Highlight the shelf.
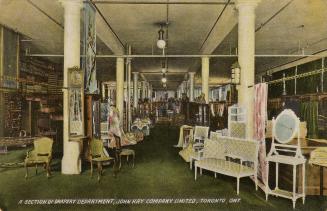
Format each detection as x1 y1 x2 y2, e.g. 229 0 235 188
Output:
269 188 304 200
266 154 306 165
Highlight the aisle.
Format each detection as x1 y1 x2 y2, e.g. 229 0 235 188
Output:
0 126 325 211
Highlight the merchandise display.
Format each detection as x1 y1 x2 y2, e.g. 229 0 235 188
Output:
0 1 327 210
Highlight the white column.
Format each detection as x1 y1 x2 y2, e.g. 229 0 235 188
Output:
201 57 210 103
236 0 261 139
189 72 195 101
142 81 146 100
107 85 110 101
133 72 139 108
60 0 83 175
147 83 150 99
184 81 188 97
116 57 124 125
148 84 152 101
102 83 105 99
127 46 132 131
178 84 182 98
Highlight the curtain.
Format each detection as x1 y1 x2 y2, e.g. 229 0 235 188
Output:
254 83 268 185
300 101 318 139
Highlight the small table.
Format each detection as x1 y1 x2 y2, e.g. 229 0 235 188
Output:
266 154 306 209
309 147 327 196
310 163 326 196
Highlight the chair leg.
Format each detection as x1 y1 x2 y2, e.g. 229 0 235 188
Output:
237 177 240 195
46 163 50 178
195 165 197 181
113 159 117 177
25 162 28 179
35 164 38 175
132 153 135 168
119 155 122 170
90 160 93 178
48 163 52 176
97 162 101 182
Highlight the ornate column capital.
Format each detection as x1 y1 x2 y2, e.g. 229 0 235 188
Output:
235 0 261 9
59 0 83 8
188 72 196 77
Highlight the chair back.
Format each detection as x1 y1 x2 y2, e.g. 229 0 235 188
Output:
203 138 225 160
90 139 104 158
34 137 53 156
210 131 221 141
220 137 259 163
194 126 209 141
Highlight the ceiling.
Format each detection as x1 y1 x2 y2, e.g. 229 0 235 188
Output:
0 0 326 90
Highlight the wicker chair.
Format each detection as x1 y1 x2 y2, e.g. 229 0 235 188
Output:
24 137 53 179
89 139 115 181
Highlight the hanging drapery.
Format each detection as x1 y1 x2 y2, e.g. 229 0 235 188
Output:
82 2 98 94
300 101 318 138
318 98 327 138
254 83 268 185
69 89 83 135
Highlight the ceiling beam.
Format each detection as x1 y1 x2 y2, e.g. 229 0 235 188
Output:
91 1 234 5
188 0 237 72
26 53 322 58
137 71 188 74
90 1 125 55
147 80 182 82
199 0 235 54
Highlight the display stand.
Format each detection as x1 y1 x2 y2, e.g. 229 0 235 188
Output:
265 109 306 209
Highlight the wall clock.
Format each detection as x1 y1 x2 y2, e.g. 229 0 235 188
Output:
273 109 299 144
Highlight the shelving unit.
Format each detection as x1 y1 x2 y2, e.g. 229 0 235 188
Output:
228 105 246 138
4 93 22 137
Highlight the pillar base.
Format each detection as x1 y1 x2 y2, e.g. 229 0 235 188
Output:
61 141 82 174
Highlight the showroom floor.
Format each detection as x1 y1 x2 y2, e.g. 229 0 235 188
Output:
0 125 326 211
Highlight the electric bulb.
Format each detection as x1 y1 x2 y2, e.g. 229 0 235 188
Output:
157 39 166 49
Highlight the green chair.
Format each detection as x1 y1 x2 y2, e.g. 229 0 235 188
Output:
89 139 115 181
24 137 53 179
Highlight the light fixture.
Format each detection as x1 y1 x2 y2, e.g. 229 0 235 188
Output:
157 26 166 49
282 73 287 96
161 74 167 83
163 83 167 88
161 60 167 73
231 61 241 85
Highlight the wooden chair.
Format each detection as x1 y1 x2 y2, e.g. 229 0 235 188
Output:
113 135 135 169
89 139 115 181
24 137 53 179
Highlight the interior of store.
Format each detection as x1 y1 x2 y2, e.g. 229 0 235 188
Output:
0 0 327 210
